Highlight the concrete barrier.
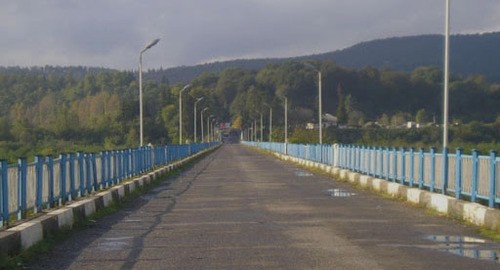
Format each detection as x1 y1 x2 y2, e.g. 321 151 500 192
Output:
0 146 216 257
265 152 500 233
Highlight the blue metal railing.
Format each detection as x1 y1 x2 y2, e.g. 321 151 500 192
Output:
243 141 499 208
0 142 219 228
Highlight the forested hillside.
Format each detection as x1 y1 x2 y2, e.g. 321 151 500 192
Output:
147 32 500 84
0 61 498 161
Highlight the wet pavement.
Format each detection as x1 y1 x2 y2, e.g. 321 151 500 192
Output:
26 144 499 269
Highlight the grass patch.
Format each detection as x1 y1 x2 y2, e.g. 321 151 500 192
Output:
478 228 500 242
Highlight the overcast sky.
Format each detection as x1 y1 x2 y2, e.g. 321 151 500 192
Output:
1 0 499 70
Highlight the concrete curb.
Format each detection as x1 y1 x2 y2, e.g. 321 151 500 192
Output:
0 147 216 257
273 152 500 232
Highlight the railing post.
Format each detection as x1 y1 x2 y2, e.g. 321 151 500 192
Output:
344 144 348 169
137 148 142 172
351 145 355 171
430 147 436 192
385 147 390 180
116 150 122 183
349 145 353 170
59 154 66 205
85 153 92 194
354 145 358 172
333 144 338 167
47 156 54 208
17 158 27 220
107 151 112 185
392 147 397 182
35 155 44 213
100 151 106 188
488 150 496 208
127 149 132 177
378 147 383 178
419 148 424 189
370 146 375 176
358 146 362 173
360 145 364 173
91 153 98 191
471 149 479 203
112 150 118 184
0 160 9 226
401 147 406 185
442 147 449 195
455 148 463 200
409 148 415 187
77 152 84 197
69 153 76 201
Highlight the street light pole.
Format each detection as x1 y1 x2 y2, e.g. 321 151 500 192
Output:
139 38 160 146
211 118 216 142
194 97 204 143
201 108 208 143
178 84 191 144
318 71 323 145
260 112 263 142
254 119 257 142
284 97 288 154
264 104 272 142
304 63 322 144
443 0 450 150
207 115 213 143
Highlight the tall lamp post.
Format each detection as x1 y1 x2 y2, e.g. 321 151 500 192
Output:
194 97 204 142
264 104 272 142
443 0 450 150
260 112 263 142
178 84 191 144
207 115 213 142
254 119 257 142
284 97 288 154
201 108 208 143
139 38 160 146
304 63 322 145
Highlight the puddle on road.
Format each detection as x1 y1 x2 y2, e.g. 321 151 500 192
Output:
294 170 313 177
425 235 499 263
97 237 133 252
140 194 156 201
324 188 356 197
122 219 142 223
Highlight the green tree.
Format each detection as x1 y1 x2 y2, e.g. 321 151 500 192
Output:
415 109 428 124
336 84 347 124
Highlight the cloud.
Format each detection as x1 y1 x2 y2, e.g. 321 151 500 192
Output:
0 0 499 69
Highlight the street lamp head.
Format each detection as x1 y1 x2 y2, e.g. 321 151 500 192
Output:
143 38 160 51
196 97 205 102
181 84 191 93
303 62 318 72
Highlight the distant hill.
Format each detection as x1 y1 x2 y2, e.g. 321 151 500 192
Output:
148 32 500 84
3 32 499 84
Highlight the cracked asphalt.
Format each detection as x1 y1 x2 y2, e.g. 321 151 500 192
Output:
26 144 499 269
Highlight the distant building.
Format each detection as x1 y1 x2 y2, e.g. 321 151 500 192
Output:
306 114 338 130
323 113 338 127
306 123 317 130
407 121 417 128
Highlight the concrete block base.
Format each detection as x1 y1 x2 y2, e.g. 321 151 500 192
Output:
0 146 216 257
267 151 500 233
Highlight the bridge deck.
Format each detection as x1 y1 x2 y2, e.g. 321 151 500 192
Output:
28 144 498 269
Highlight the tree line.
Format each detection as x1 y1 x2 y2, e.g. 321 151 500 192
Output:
0 62 498 161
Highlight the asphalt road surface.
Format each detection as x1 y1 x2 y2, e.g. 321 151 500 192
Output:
27 144 499 269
